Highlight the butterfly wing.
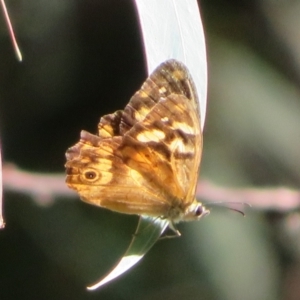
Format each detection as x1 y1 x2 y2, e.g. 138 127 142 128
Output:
65 131 172 216
122 93 202 206
65 59 202 217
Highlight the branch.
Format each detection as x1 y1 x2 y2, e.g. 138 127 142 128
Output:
2 163 299 212
2 163 75 205
197 180 300 213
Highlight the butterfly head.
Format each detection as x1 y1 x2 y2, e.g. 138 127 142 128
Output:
181 200 210 222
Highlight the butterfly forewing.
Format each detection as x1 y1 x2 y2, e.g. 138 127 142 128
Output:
122 93 201 202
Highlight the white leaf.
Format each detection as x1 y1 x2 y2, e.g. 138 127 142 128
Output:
88 0 208 290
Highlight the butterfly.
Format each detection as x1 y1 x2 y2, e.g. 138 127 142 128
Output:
65 59 209 233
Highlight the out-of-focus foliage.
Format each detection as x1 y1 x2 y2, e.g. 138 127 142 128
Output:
0 1 299 299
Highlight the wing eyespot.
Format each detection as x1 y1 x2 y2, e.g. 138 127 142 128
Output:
83 170 100 182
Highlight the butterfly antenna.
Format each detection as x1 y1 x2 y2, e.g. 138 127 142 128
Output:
205 202 251 217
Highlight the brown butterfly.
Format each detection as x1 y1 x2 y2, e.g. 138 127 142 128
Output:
65 59 209 233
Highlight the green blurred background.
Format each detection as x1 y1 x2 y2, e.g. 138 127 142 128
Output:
1 0 300 299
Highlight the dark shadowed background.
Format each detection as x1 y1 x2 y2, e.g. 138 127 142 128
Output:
1 1 300 299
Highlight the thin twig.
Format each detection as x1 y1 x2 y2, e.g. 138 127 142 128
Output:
0 0 22 61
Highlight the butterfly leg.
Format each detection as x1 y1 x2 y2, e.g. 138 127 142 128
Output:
159 222 181 240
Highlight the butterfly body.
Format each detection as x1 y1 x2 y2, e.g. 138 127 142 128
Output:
65 59 209 227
